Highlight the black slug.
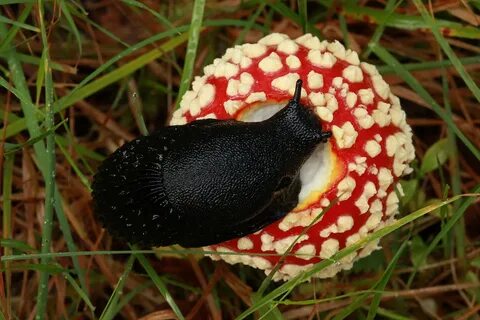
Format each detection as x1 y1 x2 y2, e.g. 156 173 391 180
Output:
92 80 332 247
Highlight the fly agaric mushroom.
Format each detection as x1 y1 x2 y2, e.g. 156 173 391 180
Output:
171 33 415 280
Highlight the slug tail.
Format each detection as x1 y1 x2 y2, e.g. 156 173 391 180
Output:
92 133 176 246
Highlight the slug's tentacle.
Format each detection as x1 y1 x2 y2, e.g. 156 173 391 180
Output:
292 79 302 103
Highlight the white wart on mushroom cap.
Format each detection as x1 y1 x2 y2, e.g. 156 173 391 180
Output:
170 33 415 281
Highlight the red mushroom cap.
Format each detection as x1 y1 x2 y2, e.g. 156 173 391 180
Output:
170 33 415 281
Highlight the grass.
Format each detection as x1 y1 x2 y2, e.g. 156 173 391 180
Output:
1 155 13 320
1 1 480 319
175 0 205 110
35 2 56 319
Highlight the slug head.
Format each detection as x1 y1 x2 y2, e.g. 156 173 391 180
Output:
279 80 332 145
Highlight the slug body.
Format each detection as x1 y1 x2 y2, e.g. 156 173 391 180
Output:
92 81 331 247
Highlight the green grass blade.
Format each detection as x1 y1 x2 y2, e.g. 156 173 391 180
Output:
59 0 83 59
35 2 57 318
35 50 46 103
297 0 308 33
99 255 135 320
333 241 407 320
121 0 176 30
4 262 94 313
5 262 65 274
235 3 266 45
133 247 185 320
0 246 350 262
0 75 37 112
64 273 95 313
0 239 36 253
58 26 188 108
406 184 480 286
0 13 39 32
265 1 300 24
0 104 20 121
412 0 480 103
52 191 88 289
419 138 453 176
127 79 149 135
4 119 66 155
256 202 334 298
112 282 153 316
442 66 465 266
1 155 14 319
0 0 35 3
68 5 130 48
374 307 411 320
55 135 105 161
362 0 400 58
236 194 472 319
343 2 480 39
110 79 129 110
0 15 88 307
1 249 205 262
55 137 91 191
57 31 190 113
0 3 33 52
204 19 268 32
278 290 393 306
377 55 480 74
265 1 322 39
175 0 205 109
370 44 480 162
366 241 408 320
56 118 96 175
4 18 272 139
0 43 45 150
338 13 350 48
